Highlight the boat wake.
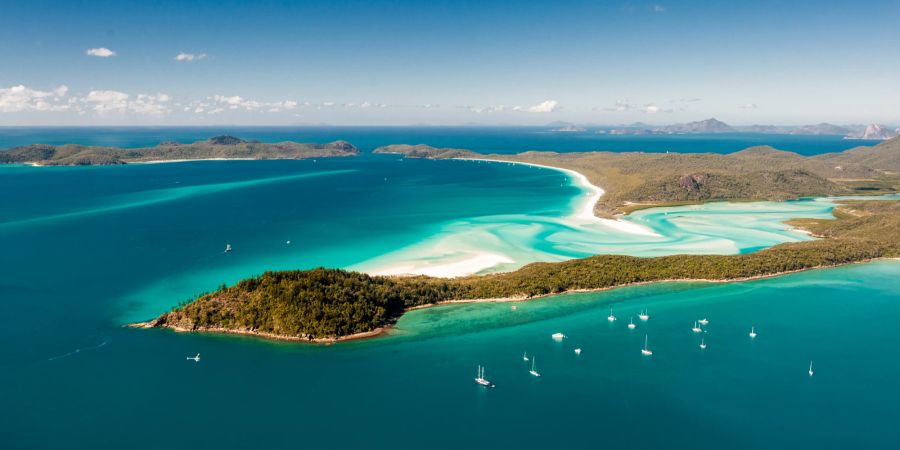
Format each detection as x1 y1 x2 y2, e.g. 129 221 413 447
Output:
48 339 109 361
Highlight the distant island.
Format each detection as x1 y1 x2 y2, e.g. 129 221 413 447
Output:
0 135 358 166
375 137 900 217
131 138 900 342
589 118 899 140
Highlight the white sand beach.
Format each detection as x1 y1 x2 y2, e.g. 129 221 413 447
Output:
456 158 660 236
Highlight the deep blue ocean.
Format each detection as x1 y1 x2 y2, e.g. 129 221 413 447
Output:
1 128 897 450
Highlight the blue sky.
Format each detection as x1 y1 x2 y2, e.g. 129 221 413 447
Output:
1 0 898 125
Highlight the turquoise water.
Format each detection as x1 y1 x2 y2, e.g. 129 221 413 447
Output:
1 130 898 449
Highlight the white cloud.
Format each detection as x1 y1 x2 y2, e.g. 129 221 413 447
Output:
86 47 116 58
175 52 208 62
653 5 666 13
738 103 759 109
83 90 129 113
0 84 71 112
524 100 559 113
129 93 171 115
82 90 171 115
643 103 674 113
186 95 303 114
601 99 636 112
0 85 180 117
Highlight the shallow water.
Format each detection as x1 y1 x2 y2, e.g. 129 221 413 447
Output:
1 131 897 449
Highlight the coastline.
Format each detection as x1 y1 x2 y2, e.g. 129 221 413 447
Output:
134 257 893 344
454 157 660 236
129 321 387 344
127 157 258 165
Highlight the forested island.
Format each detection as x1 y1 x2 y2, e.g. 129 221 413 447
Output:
375 138 900 217
0 135 358 166
137 199 899 342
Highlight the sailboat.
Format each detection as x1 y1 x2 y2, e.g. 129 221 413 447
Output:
607 308 617 322
692 321 702 333
186 353 200 362
529 357 541 377
224 244 232 253
698 318 709 326
628 317 636 329
475 365 494 387
699 338 707 350
749 326 757 339
638 309 650 321
641 335 653 356
523 352 529 362
808 361 814 377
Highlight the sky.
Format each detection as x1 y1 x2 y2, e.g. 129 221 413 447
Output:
1 0 898 126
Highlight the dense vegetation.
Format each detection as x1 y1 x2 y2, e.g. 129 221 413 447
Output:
375 138 900 216
147 200 899 341
0 136 358 166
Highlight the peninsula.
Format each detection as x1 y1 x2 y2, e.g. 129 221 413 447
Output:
130 138 900 342
375 137 900 217
0 135 358 166
137 197 899 342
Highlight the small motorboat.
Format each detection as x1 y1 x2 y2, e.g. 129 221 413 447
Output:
551 332 566 341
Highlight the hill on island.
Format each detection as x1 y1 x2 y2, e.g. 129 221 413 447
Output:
815 136 900 171
142 199 900 341
0 136 358 166
375 138 900 216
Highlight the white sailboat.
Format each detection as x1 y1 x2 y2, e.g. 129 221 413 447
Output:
224 244 232 253
641 335 653 356
749 326 757 339
808 361 814 377
529 357 541 377
699 338 707 350
692 321 702 333
607 308 617 322
698 318 709 326
475 365 494 387
628 317 636 330
186 353 200 362
523 352 529 362
638 309 650 321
